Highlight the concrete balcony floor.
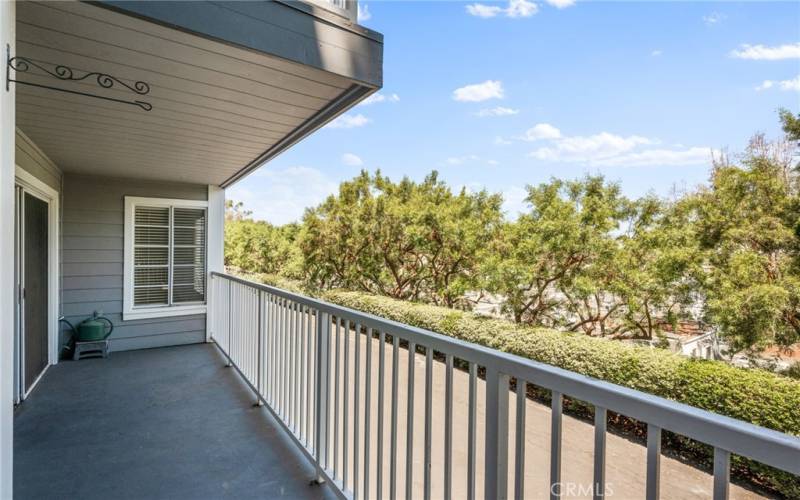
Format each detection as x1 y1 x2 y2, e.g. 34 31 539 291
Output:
13 343 336 500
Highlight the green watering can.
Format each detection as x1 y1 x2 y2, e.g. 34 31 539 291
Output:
60 313 114 342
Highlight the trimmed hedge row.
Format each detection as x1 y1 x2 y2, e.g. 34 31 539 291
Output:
242 271 800 496
322 291 800 431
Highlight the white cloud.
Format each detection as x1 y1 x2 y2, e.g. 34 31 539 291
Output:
466 3 504 18
506 0 538 17
326 113 370 129
756 75 800 92
730 43 800 60
591 147 712 167
702 12 726 26
756 80 775 91
453 80 504 102
341 153 364 166
357 4 371 21
651 49 663 57
494 136 512 145
445 154 480 166
466 0 537 19
523 124 710 167
229 166 338 225
360 92 400 106
529 132 653 161
545 0 575 8
475 106 520 117
520 123 562 141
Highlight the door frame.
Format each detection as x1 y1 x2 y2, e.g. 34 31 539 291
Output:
14 166 59 402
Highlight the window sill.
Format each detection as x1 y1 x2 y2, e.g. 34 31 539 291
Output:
123 305 207 321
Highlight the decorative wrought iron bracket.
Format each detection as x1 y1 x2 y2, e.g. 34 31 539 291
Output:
6 45 152 111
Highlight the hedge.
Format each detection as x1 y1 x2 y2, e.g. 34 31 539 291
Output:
240 271 800 496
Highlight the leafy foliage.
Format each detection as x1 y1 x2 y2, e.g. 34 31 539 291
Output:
225 112 800 355
617 196 704 339
688 134 800 351
298 170 503 307
482 175 631 327
224 201 301 277
779 107 800 143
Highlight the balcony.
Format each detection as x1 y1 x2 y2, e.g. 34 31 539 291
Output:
14 272 800 499
207 273 799 499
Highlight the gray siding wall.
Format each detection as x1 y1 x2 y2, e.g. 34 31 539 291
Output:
61 174 208 352
16 128 62 192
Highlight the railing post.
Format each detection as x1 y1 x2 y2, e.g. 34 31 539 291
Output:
646 424 661 500
593 407 606 500
550 392 563 500
255 289 264 406
713 448 730 500
314 310 330 483
484 367 509 500
225 279 232 366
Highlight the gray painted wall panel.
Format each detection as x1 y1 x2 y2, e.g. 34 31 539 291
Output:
110 331 205 352
62 275 122 290
62 249 122 264
62 262 123 277
63 210 124 224
100 0 383 86
62 237 123 251
62 223 123 238
62 288 120 305
61 174 208 352
62 301 121 318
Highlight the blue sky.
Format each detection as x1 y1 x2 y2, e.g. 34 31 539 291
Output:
229 0 800 224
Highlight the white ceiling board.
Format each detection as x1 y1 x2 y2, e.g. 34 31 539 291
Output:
14 1 372 186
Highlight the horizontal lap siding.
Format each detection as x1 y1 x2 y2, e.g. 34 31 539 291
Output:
61 174 208 352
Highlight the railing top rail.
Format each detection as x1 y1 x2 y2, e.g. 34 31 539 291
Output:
211 271 800 474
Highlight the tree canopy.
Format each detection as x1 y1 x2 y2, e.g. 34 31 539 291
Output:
298 170 503 307
225 112 800 355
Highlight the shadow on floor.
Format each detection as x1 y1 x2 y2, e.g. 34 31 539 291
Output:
14 343 336 500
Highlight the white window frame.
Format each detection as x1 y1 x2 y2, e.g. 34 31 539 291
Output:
123 196 208 321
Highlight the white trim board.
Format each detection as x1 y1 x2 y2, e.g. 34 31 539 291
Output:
205 185 224 342
123 195 208 321
1 2 17 494
14 165 61 402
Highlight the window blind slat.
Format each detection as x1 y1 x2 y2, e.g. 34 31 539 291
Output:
172 208 206 304
135 206 169 226
135 226 169 246
132 204 206 308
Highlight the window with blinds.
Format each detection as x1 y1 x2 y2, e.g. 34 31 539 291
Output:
131 204 206 308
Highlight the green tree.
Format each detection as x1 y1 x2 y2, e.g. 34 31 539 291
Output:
224 201 301 277
691 132 800 352
616 196 704 339
779 107 800 143
299 170 503 306
484 176 631 325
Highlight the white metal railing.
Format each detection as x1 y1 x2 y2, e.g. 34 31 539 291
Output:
208 272 800 500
